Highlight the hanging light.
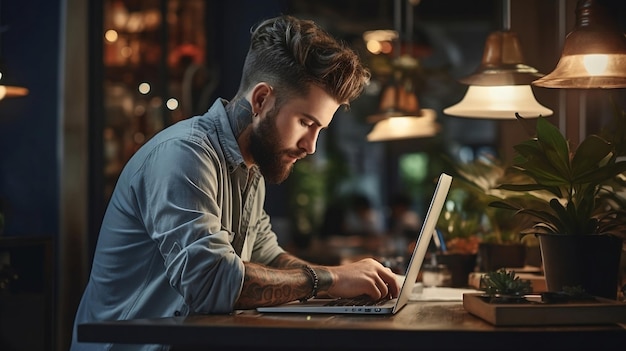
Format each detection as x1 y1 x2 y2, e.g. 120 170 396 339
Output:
444 0 552 119
444 85 553 119
533 0 626 89
0 0 28 101
367 55 440 141
366 0 439 142
0 80 29 100
367 111 439 142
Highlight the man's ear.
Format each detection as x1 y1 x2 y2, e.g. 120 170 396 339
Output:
250 82 275 116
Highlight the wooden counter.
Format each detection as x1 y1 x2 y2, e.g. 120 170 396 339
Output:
77 301 626 350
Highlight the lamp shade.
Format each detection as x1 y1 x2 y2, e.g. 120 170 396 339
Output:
444 85 553 119
367 110 440 142
533 0 626 89
369 82 420 120
444 30 552 119
460 31 544 86
367 53 440 141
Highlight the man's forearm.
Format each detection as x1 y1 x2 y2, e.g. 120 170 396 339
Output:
233 261 310 309
270 252 333 294
233 254 333 309
268 252 311 268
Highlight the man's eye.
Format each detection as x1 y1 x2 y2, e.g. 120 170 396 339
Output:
300 119 312 127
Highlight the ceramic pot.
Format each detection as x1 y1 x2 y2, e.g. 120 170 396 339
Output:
538 234 622 300
436 253 477 288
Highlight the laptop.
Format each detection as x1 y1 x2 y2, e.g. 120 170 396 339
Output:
257 173 453 315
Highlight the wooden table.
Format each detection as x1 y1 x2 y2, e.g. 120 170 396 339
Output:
77 301 626 350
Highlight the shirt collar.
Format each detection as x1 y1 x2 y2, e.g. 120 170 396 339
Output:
209 98 259 175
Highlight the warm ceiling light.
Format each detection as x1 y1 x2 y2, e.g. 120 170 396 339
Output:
444 30 552 119
459 31 544 86
0 0 29 101
444 85 553 119
371 59 421 120
363 30 398 55
367 111 440 142
367 55 440 141
0 85 29 100
533 0 626 89
366 0 440 142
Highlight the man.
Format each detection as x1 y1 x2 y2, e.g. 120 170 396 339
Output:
71 15 399 350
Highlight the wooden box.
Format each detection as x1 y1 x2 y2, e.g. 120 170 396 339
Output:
463 293 626 326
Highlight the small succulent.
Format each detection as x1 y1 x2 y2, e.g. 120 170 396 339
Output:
479 268 532 297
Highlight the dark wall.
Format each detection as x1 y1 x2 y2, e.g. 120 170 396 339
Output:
0 0 60 237
209 1 289 101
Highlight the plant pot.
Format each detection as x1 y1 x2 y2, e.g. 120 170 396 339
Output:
435 253 477 288
477 243 526 272
538 234 623 300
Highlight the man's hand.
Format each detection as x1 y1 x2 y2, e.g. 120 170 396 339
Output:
234 254 400 310
319 258 400 300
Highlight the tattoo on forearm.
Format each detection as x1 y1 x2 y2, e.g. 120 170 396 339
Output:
268 253 334 295
234 262 310 310
234 253 338 309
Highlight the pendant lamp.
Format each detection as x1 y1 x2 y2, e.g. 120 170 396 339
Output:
366 0 439 142
367 111 439 142
0 0 28 101
444 0 552 119
533 0 626 89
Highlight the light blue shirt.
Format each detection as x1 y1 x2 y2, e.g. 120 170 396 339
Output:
71 99 285 351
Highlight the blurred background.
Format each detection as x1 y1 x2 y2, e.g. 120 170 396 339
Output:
0 0 625 350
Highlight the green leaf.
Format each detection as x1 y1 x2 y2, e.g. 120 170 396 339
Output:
575 161 626 185
512 141 569 185
571 135 612 177
550 199 582 234
489 200 523 211
535 118 571 178
513 140 543 159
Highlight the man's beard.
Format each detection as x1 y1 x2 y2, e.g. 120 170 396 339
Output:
249 109 304 184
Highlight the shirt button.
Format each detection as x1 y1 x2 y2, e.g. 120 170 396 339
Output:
174 310 181 316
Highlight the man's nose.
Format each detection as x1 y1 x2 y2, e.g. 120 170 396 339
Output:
299 129 319 155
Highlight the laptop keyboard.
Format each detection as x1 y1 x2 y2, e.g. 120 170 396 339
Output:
324 295 391 307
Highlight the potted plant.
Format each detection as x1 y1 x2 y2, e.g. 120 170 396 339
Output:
479 268 533 303
451 156 534 272
490 113 626 299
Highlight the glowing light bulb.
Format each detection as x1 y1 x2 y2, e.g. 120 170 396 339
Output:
138 82 151 94
582 54 608 75
166 98 179 110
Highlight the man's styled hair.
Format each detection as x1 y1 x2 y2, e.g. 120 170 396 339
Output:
238 15 370 107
